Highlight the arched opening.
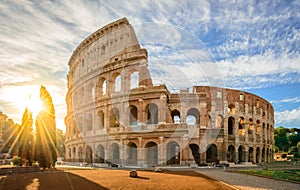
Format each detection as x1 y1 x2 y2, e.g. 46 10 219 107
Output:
129 105 138 126
228 103 235 114
98 111 104 129
147 103 158 124
97 77 106 96
248 118 254 135
167 142 180 165
215 115 224 128
227 145 235 163
238 117 245 136
238 145 245 163
206 144 218 163
127 142 137 165
262 123 266 140
266 148 269 163
249 147 254 163
186 108 200 125
95 145 105 163
111 143 120 164
256 120 261 135
102 80 107 95
256 147 260 163
130 71 139 89
171 109 181 124
86 146 93 163
189 144 200 165
145 142 158 166
262 147 265 163
114 75 121 92
72 147 76 162
110 108 119 127
228 117 235 135
78 146 83 162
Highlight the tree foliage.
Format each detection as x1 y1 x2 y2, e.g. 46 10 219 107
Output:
35 86 57 169
275 126 300 155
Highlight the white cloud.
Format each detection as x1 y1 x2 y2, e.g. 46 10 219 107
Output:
275 107 300 127
271 97 300 104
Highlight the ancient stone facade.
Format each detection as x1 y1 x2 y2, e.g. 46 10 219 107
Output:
65 18 274 167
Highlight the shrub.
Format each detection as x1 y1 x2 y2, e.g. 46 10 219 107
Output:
11 156 22 166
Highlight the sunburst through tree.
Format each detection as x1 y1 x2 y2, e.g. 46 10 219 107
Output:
18 107 34 166
35 85 57 169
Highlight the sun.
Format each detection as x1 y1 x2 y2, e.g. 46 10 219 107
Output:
27 94 43 116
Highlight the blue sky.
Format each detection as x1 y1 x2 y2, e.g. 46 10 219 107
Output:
0 0 299 130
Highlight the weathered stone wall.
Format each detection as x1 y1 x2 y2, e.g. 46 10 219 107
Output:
65 18 274 166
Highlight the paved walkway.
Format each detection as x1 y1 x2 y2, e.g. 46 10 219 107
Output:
196 169 300 190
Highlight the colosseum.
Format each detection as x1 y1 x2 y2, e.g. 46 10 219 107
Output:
64 18 274 167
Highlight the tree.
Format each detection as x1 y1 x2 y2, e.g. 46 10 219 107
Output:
18 107 34 165
35 86 57 169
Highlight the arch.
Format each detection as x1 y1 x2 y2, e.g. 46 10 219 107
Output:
98 111 104 129
215 115 224 128
130 71 139 89
206 144 218 163
167 141 180 165
262 147 266 163
238 145 245 163
228 117 235 135
227 145 235 163
147 103 158 124
96 77 106 96
256 147 260 163
129 105 138 126
86 146 93 163
95 145 105 163
186 108 200 125
127 142 137 165
145 142 158 166
248 118 254 135
114 75 121 92
111 143 120 163
256 120 261 134
238 117 245 135
78 146 83 162
189 144 200 165
228 103 235 114
248 147 254 163
171 109 181 124
266 148 269 163
110 108 120 127
72 147 76 162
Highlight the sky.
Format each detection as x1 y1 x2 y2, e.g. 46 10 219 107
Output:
0 0 299 131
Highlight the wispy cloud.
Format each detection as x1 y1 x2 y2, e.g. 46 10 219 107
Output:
0 0 299 130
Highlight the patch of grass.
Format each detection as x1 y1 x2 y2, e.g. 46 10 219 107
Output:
239 169 300 182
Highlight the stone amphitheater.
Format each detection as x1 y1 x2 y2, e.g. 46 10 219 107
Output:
64 18 274 167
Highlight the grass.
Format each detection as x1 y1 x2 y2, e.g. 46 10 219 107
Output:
238 169 300 183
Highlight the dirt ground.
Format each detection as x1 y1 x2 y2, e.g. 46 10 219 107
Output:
0 169 235 190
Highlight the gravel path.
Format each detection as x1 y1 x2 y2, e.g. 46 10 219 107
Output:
196 169 300 190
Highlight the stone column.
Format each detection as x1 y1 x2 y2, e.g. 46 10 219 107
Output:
137 137 144 166
158 136 164 165
180 135 189 166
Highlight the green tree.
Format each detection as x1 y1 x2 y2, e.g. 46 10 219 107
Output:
35 86 57 169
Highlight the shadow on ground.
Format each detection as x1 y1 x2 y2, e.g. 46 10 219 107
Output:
0 170 109 190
